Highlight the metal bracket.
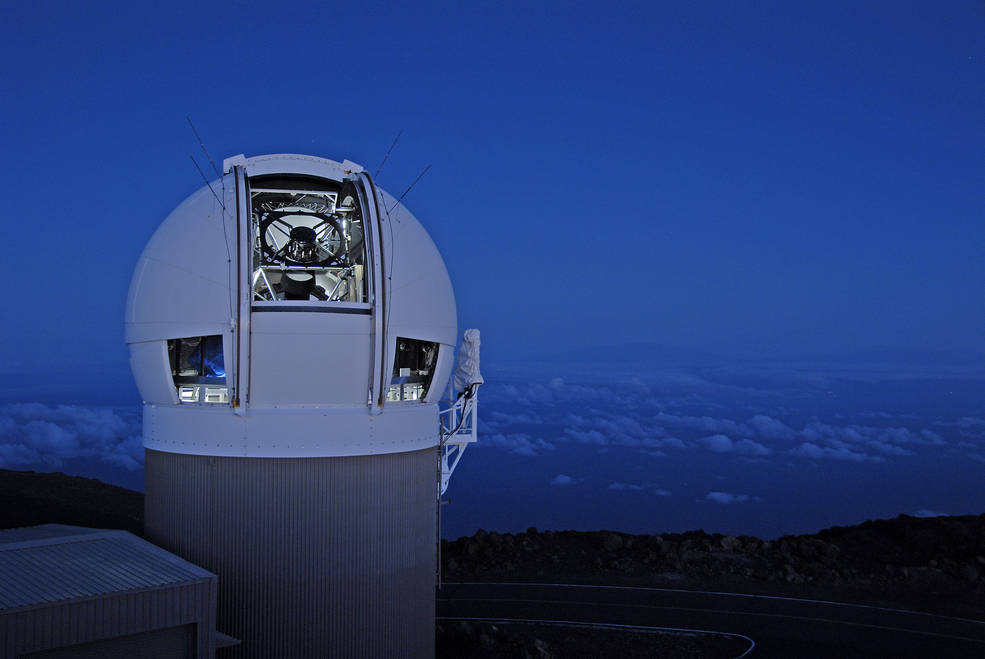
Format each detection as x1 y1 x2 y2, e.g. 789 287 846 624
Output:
438 385 480 495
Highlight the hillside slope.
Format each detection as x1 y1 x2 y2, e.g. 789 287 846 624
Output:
2 469 982 619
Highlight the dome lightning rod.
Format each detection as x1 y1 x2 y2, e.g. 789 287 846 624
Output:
374 129 403 179
185 117 225 211
186 119 241 408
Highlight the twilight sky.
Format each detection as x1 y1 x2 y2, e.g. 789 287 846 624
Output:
2 1 983 379
0 2 983 536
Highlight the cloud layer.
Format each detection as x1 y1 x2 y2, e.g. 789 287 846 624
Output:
0 403 142 471
705 491 759 504
479 377 956 466
550 474 575 486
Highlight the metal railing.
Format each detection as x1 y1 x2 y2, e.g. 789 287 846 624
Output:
438 384 480 496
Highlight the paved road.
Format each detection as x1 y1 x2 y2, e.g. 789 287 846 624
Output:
437 582 985 657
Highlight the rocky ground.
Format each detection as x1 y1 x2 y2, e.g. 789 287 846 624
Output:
435 620 747 659
0 468 143 535
4 469 983 655
441 514 985 619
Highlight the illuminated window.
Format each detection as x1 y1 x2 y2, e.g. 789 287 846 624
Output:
168 335 227 404
178 385 199 403
389 338 438 402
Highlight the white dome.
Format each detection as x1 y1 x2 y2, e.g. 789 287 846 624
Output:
125 154 457 458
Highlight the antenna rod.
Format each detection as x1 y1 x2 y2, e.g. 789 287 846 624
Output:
374 129 403 179
388 164 431 212
186 116 221 178
190 155 225 210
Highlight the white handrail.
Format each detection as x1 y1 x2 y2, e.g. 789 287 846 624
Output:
438 386 479 495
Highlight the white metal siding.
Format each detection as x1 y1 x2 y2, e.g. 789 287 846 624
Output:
145 448 436 658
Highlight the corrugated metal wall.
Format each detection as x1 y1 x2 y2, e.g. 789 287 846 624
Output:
145 448 437 658
20 624 195 659
2 584 214 658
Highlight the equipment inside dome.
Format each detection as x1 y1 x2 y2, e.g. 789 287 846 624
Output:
167 335 228 404
249 176 367 303
388 338 439 402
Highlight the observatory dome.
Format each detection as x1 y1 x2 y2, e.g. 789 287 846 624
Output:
125 153 457 458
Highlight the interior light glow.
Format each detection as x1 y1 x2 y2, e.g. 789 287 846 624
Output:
204 387 229 404
179 385 199 403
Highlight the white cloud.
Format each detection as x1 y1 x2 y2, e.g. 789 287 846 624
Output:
564 413 587 426
0 403 142 471
489 378 616 408
482 433 555 456
700 434 733 453
656 412 749 436
563 428 609 445
594 415 648 438
608 482 642 491
919 429 945 445
790 442 884 463
913 509 948 518
480 379 953 470
562 409 670 446
877 427 915 444
705 491 755 504
698 434 772 456
864 440 913 456
792 420 946 461
550 474 575 486
609 482 672 495
748 414 795 440
489 410 543 425
561 416 681 451
734 438 772 456
661 437 687 449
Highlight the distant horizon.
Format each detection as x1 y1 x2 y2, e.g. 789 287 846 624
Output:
2 355 982 541
5 339 984 395
0 462 973 541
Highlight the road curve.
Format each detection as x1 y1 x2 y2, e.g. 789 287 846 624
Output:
436 582 985 658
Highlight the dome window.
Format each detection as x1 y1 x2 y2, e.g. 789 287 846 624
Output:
388 338 438 402
249 176 368 304
167 335 227 404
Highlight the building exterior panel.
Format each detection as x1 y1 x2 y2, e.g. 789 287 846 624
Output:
0 527 216 659
145 447 437 658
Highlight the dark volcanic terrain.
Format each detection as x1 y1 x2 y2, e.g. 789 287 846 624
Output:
3 469 983 656
0 468 143 535
441 517 985 620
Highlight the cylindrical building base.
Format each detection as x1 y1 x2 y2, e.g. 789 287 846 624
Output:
145 448 437 658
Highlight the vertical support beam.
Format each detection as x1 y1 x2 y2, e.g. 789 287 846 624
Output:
232 165 250 414
357 172 387 411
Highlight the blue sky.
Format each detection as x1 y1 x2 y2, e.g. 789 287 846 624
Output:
0 2 983 536
2 1 983 374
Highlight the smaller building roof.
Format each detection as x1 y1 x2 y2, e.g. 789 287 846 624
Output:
0 524 215 612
